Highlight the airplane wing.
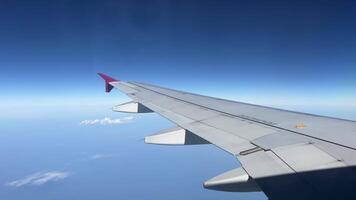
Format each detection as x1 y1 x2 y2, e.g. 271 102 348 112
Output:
98 73 356 200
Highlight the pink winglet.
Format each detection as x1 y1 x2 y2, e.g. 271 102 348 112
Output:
97 73 118 83
97 73 119 93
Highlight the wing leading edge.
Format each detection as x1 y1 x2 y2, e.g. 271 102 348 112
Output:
98 73 356 200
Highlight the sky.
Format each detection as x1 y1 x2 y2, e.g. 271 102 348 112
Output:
0 0 356 200
0 0 355 110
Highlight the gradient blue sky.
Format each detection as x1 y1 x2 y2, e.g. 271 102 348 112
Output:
1 0 355 113
0 1 356 200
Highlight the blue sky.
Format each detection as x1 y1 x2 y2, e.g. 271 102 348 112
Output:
0 1 356 199
1 0 355 113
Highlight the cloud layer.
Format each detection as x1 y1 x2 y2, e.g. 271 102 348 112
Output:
79 116 137 126
6 171 69 187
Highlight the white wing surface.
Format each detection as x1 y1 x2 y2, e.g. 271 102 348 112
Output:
98 73 356 200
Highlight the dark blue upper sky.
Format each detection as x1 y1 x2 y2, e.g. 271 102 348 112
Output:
1 0 355 108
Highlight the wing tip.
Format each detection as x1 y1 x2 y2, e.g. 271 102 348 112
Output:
97 72 118 93
97 72 119 83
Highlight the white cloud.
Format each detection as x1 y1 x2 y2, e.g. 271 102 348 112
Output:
79 116 137 126
6 171 69 187
89 154 115 160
